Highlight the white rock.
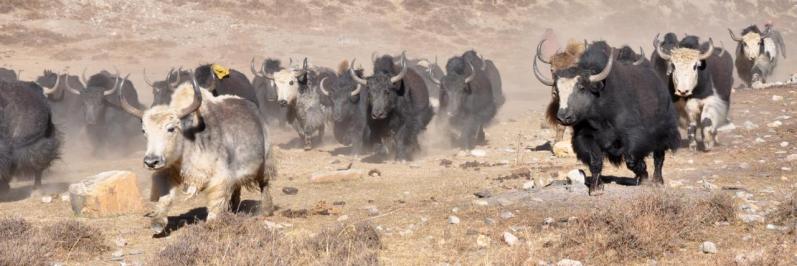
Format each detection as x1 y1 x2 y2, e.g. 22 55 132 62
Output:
783 167 793 171
766 224 787 231
744 121 759 130
556 259 583 266
700 241 718 254
476 234 491 248
470 149 487 157
59 193 69 202
448 216 460 224
500 211 515 220
781 142 790 148
755 137 766 143
543 217 555 225
522 181 535 191
786 154 797 162
366 206 380 216
738 214 765 224
337 215 349 222
767 121 782 128
472 199 489 207
772 95 784 102
502 232 519 246
566 169 586 184
41 196 53 203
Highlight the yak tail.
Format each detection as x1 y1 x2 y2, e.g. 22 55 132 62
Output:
337 60 350 76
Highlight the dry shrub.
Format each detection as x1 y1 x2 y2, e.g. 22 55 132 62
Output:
154 213 381 266
0 218 108 266
770 191 797 232
555 191 735 264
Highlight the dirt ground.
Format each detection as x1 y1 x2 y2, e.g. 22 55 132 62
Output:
1 0 797 265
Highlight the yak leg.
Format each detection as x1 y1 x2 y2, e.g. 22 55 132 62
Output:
573 134 604 196
205 184 231 221
150 183 177 234
230 186 241 213
394 126 412 162
259 179 274 216
30 171 43 197
554 125 566 142
461 119 478 150
652 149 666 185
626 155 649 186
685 99 702 151
700 98 726 152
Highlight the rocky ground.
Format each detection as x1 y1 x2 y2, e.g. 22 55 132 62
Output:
1 1 796 265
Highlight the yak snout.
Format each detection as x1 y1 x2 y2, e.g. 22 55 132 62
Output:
278 100 288 106
143 154 165 169
556 109 576 125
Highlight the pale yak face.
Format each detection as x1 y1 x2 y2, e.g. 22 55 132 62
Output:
742 33 763 60
272 69 301 106
141 106 184 170
669 48 703 97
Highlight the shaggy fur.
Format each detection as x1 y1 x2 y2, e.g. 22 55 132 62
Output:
195 64 259 106
144 83 276 234
76 71 142 156
150 69 192 107
35 71 85 134
545 40 587 142
251 59 288 127
554 41 679 195
330 61 376 155
0 81 61 194
366 55 433 161
0 68 17 82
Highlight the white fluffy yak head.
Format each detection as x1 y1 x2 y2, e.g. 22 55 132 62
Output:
266 58 308 106
657 37 714 97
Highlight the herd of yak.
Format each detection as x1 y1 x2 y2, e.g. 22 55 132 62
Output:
0 23 788 220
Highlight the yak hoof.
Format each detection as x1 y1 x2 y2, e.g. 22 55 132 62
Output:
150 217 167 234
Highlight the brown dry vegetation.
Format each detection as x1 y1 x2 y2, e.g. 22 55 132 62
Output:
153 213 380 266
0 218 109 265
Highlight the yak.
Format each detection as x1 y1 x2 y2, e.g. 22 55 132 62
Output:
729 24 787 88
534 41 680 195
120 74 277 234
250 58 289 127
194 64 259 106
323 61 377 156
534 39 587 143
35 70 85 134
0 80 61 196
144 68 192 107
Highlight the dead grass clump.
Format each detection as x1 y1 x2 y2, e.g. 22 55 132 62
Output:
556 191 735 264
0 217 108 266
770 191 797 232
154 213 381 266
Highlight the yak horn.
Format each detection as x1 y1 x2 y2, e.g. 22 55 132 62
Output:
390 52 407 83
589 50 614 82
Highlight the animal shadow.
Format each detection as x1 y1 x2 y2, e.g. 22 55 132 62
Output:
0 182 71 203
153 200 279 238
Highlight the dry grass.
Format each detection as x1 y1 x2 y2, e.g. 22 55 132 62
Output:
551 190 735 264
0 217 109 266
770 191 797 232
153 213 381 266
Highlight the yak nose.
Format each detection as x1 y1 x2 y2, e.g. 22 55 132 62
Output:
278 100 288 106
143 155 163 169
556 110 575 124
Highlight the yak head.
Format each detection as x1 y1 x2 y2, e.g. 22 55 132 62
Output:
350 53 408 120
35 70 68 98
535 41 614 126
533 39 587 125
657 36 714 97
266 58 308 106
729 26 767 60
429 56 475 117
144 68 188 107
250 58 282 102
66 69 124 125
120 75 203 170
324 60 363 122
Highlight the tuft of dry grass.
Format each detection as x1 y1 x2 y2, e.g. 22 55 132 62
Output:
153 213 381 266
0 217 109 266
554 190 735 264
770 191 797 232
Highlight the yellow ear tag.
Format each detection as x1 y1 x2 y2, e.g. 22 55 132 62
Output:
211 64 230 80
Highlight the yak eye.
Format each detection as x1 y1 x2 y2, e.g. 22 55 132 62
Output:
289 81 294 86
167 127 176 133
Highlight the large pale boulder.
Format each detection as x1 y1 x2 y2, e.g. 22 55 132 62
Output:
69 171 144 217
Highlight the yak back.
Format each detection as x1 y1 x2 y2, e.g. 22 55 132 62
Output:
0 81 56 148
195 64 259 106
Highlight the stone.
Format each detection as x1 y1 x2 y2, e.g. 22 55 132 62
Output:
700 241 717 254
337 215 349 222
470 149 487 157
473 199 489 207
59 193 69 202
484 218 496 225
366 206 380 217
503 232 519 246
767 121 782 128
281 187 298 195
567 169 586 184
309 169 365 183
114 237 127 247
368 169 382 177
766 224 788 231
500 211 515 220
476 234 491 248
754 137 765 143
787 154 797 162
543 217 555 225
522 181 535 191
744 121 759 130
553 141 575 158
111 249 124 261
556 259 583 266
41 196 52 203
738 214 765 224
511 167 531 178
448 215 460 224
474 190 492 198
68 171 144 218
735 250 764 265
781 142 790 148
772 95 784 102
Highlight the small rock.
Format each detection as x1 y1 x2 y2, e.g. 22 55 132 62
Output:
448 215 460 224
782 167 793 171
41 196 53 203
781 142 790 148
786 154 797 162
470 149 487 157
111 250 124 261
368 169 382 177
473 199 489 207
366 206 380 217
114 237 127 247
744 121 759 130
738 214 765 224
337 215 349 222
772 95 784 102
766 224 788 231
767 121 783 128
476 234 491 248
265 220 285 230
511 167 531 178
59 193 69 202
735 250 764 265
700 241 718 254
281 187 298 195
522 181 535 191
754 137 766 143
452 207 460 213
484 218 496 225
739 162 750 169
474 190 492 198
566 169 586 184
502 232 519 246
553 141 575 158
543 217 555 225
309 169 365 183
500 211 515 220
557 259 583 266
497 198 514 207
